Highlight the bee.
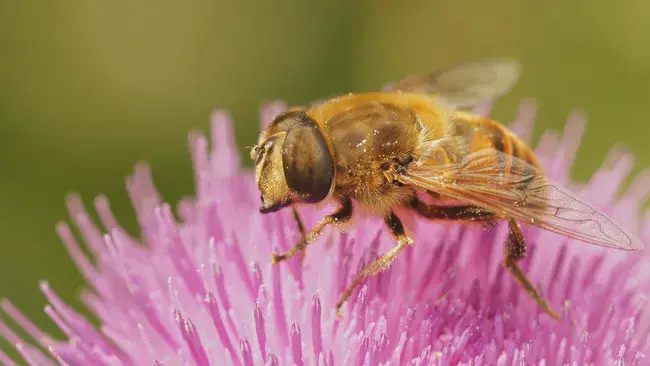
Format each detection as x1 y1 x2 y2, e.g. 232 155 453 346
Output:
250 59 644 319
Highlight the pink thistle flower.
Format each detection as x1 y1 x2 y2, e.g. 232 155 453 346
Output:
1 100 650 365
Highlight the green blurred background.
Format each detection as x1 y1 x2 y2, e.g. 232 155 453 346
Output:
2 0 650 358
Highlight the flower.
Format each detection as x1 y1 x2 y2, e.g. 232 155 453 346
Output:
1 100 650 365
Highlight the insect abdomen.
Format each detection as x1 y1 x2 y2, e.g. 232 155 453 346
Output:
455 113 539 168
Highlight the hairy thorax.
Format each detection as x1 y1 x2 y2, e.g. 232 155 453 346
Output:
322 101 424 216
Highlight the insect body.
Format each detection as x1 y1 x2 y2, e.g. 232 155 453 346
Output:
251 59 644 319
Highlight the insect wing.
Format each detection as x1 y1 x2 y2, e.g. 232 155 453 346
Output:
401 148 644 250
385 59 520 109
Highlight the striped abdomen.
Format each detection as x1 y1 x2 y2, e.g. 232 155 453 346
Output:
454 112 539 168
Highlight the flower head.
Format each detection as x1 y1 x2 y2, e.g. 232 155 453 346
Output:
1 100 650 365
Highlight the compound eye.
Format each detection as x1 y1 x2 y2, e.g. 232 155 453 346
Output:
281 114 334 203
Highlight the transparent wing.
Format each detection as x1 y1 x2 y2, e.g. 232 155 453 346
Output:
385 59 520 109
400 148 644 250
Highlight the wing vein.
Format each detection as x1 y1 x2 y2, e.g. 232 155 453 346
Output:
401 148 643 250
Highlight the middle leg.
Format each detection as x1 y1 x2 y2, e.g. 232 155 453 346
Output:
336 212 414 315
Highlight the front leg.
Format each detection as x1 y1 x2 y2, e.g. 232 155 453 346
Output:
336 212 414 316
272 198 352 264
290 205 308 262
291 205 307 236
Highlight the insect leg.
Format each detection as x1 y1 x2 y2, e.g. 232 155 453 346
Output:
290 205 308 262
335 212 414 316
291 205 306 235
271 198 352 264
504 218 562 320
409 197 497 225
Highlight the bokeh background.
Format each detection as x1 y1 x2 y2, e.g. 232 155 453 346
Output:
2 0 650 358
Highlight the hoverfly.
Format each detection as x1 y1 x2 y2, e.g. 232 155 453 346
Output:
250 59 644 319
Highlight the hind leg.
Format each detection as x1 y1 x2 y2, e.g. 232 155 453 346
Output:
504 218 561 320
412 198 561 319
